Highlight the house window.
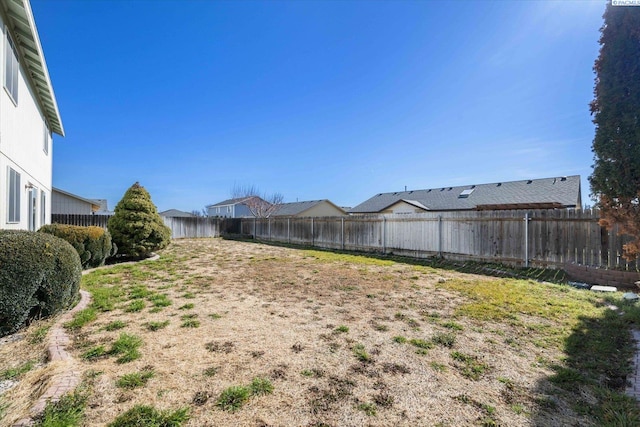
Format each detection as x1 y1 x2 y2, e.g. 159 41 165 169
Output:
43 123 50 154
4 31 18 104
40 191 46 226
7 167 20 223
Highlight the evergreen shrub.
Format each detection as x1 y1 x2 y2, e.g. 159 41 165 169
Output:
39 224 115 269
108 182 171 258
0 230 81 337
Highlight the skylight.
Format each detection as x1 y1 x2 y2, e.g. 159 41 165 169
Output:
459 188 475 198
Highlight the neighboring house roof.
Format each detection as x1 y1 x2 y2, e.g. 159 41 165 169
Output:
350 175 582 213
206 197 259 208
4 0 64 135
52 187 101 211
272 200 346 217
159 209 195 218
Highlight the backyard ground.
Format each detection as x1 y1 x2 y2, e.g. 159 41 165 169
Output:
1 238 639 426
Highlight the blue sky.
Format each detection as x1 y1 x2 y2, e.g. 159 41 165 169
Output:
32 0 606 212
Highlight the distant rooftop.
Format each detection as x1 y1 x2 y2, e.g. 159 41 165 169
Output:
350 175 582 213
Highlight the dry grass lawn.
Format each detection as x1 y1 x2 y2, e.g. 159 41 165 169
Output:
0 237 631 426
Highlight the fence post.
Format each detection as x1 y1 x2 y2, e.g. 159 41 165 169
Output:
287 218 290 243
382 215 386 254
253 217 256 239
438 215 442 257
341 217 345 251
268 217 271 241
311 218 314 247
524 212 530 267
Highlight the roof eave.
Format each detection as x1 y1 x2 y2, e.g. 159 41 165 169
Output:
5 0 64 136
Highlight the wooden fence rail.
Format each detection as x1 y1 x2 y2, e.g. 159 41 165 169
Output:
51 209 639 270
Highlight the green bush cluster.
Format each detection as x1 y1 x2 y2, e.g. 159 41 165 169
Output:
39 224 116 269
0 231 82 337
108 182 171 258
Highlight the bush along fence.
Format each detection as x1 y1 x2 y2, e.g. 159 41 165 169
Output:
52 209 640 280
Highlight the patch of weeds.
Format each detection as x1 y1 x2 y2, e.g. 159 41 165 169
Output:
116 367 155 389
1 360 35 380
441 321 464 331
394 312 419 328
301 368 324 378
81 345 107 360
335 325 349 333
180 319 200 328
89 285 125 312
431 332 456 348
250 377 274 396
145 320 170 331
124 299 145 313
64 308 97 330
107 405 189 427
393 336 407 344
109 333 142 363
34 389 87 427
203 367 218 377
409 338 434 350
129 285 151 299
373 392 394 408
0 399 8 420
430 362 447 372
291 343 304 353
180 313 197 320
29 325 51 344
352 343 372 363
104 320 127 331
205 341 234 353
192 391 209 406
209 313 222 320
148 293 172 308
382 363 410 375
451 351 489 380
549 366 587 391
181 292 196 299
453 394 495 417
178 303 194 310
216 386 251 412
357 402 377 416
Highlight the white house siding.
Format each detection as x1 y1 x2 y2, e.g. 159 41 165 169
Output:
51 191 95 214
0 10 53 230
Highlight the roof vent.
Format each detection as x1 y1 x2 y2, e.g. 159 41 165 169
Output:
527 180 533 184
441 188 445 191
448 187 453 191
497 183 502 187
459 188 475 198
471 185 476 189
561 176 567 181
427 189 432 193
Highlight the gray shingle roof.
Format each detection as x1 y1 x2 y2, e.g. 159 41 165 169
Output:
350 175 581 213
206 197 257 208
272 200 326 217
159 209 194 218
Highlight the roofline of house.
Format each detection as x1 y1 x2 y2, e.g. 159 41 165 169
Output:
52 187 100 210
3 0 64 136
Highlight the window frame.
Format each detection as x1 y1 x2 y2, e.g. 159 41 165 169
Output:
7 167 20 223
4 30 19 104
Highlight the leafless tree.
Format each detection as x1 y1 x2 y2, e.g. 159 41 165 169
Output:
190 209 208 217
231 184 284 218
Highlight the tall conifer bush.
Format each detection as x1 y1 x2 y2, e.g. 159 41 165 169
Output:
108 182 171 257
589 3 640 260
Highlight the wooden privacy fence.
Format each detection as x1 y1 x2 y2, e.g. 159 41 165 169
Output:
240 209 639 270
51 209 639 270
51 213 112 228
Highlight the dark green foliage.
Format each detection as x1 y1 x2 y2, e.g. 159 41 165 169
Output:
34 389 87 427
108 182 171 258
589 4 640 259
107 405 189 427
39 224 115 269
0 231 81 337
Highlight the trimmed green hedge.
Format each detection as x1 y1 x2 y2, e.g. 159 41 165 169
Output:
0 230 82 337
39 224 115 269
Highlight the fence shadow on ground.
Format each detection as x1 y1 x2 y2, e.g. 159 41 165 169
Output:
531 298 640 426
